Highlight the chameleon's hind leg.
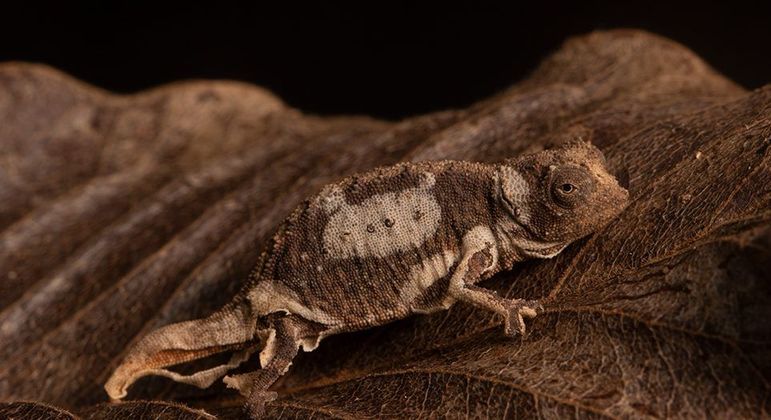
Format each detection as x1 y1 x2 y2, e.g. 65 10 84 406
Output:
224 314 319 418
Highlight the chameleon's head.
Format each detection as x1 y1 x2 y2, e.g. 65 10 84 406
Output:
498 140 628 256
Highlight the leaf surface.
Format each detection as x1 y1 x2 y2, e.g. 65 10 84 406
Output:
0 30 768 419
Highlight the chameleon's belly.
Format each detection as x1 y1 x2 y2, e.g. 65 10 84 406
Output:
251 248 460 330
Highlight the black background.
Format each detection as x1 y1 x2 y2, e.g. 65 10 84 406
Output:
1 1 769 119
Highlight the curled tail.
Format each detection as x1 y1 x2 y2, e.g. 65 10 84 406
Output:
105 302 263 400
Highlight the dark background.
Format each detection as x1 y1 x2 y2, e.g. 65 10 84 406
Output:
1 1 769 119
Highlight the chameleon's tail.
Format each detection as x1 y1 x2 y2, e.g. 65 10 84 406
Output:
104 302 263 400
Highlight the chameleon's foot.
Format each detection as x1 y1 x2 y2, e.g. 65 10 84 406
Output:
224 372 272 417
503 299 543 337
244 390 277 419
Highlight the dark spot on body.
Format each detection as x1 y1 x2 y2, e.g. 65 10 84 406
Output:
465 248 494 283
366 224 376 233
384 218 394 227
414 209 422 220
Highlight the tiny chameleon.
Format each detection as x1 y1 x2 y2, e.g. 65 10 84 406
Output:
105 140 629 418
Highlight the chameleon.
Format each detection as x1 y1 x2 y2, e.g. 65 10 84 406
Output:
105 140 629 417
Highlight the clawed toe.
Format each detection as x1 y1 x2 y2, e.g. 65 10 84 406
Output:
521 300 543 317
503 299 543 337
504 312 527 337
245 390 277 419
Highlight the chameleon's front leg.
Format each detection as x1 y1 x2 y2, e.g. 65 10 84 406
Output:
449 245 543 336
223 315 302 418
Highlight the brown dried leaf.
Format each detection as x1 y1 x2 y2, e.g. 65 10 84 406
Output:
0 401 77 420
0 30 769 419
79 401 215 420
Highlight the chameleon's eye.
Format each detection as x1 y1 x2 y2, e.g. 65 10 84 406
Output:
558 183 576 194
549 167 592 209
